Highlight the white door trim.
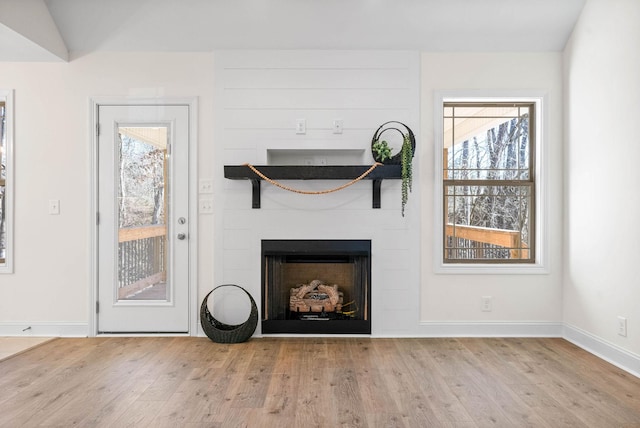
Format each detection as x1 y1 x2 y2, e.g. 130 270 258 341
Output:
89 97 198 337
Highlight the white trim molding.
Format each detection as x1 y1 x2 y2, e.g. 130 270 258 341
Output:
564 324 640 379
0 322 88 337
416 321 563 337
433 90 550 274
0 89 14 274
88 96 199 337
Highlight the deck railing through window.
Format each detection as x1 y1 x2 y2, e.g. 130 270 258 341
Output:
118 225 166 299
445 224 529 261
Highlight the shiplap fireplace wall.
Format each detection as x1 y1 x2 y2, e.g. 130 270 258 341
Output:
212 50 421 336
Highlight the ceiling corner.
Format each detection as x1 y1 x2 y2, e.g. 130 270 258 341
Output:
0 0 68 62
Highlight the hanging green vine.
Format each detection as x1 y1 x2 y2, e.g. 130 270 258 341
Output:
401 133 413 216
370 121 416 216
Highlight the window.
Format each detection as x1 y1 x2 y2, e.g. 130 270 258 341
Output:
442 101 536 264
0 90 13 273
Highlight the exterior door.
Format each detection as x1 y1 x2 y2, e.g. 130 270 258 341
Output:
97 104 190 333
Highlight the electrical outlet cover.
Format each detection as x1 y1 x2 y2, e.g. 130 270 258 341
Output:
618 316 627 337
199 199 214 214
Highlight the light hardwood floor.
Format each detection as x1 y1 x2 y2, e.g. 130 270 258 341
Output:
0 337 54 361
0 337 639 427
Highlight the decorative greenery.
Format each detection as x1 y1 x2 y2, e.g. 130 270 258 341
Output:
370 121 415 216
372 139 393 163
400 133 413 217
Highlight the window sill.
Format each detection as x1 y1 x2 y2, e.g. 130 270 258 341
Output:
434 261 549 275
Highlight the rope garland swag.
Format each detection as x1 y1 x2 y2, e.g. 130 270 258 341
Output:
243 162 383 195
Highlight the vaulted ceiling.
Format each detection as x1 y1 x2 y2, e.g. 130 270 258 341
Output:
1 0 586 62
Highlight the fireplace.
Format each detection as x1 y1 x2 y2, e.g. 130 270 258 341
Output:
261 240 371 334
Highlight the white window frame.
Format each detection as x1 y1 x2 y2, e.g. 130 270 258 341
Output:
433 91 549 274
0 89 14 274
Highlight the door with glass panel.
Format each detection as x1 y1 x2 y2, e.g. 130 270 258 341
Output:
97 105 190 333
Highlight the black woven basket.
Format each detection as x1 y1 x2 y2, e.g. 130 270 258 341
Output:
200 284 258 344
371 121 416 165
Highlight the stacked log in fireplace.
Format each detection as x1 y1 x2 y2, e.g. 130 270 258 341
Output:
289 279 345 315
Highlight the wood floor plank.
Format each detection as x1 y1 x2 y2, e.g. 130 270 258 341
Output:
508 382 588 427
444 374 515 427
263 371 299 417
453 339 553 427
393 339 475 426
108 400 167 428
0 337 55 361
229 371 271 409
331 367 368 427
532 338 640 422
1 337 639 427
365 412 411 428
378 365 452 427
1 339 137 426
294 366 336 427
355 367 400 414
511 338 640 427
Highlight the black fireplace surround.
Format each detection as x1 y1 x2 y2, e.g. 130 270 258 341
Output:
261 239 371 334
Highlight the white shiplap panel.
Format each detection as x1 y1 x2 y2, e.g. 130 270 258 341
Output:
214 50 421 336
223 68 413 89
222 148 261 165
221 108 410 131
223 228 253 250
225 129 376 146
222 88 414 110
218 50 416 69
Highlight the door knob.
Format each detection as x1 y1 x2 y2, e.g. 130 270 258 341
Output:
177 233 186 240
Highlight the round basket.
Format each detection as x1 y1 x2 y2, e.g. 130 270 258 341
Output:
200 284 258 344
371 121 416 165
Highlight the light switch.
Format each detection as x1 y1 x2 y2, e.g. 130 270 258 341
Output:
296 118 306 134
49 199 60 215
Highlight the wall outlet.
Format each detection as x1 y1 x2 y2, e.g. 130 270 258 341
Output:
332 119 344 134
48 199 60 215
481 296 492 312
618 316 627 337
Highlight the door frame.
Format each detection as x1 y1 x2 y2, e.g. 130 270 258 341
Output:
89 97 199 336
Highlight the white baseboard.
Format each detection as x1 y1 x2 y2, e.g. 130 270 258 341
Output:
414 321 564 337
0 322 88 337
563 324 640 378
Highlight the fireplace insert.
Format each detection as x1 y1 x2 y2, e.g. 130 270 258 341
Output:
261 240 371 334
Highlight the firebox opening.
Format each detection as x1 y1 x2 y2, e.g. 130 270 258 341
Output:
262 240 371 334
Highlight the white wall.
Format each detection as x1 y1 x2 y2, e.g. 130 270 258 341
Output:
563 0 640 356
0 49 566 337
0 52 215 335
419 53 565 333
